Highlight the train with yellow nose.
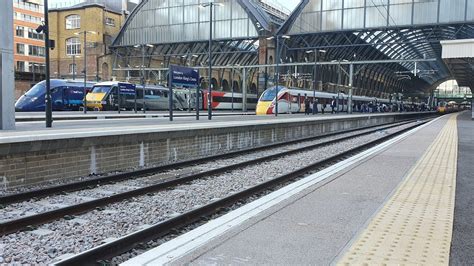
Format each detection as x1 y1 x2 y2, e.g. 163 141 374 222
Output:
256 86 395 115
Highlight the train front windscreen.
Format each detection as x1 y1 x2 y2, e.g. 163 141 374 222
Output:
86 85 112 110
15 81 46 111
256 87 278 115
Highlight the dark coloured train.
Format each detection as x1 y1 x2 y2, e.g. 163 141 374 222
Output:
15 79 95 112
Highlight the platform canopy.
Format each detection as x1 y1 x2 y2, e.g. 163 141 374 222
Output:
441 39 474 89
277 0 474 94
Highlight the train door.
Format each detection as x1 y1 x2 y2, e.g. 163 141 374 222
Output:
51 86 64 111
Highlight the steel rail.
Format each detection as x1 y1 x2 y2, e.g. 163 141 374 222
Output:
0 117 426 205
54 119 431 266
0 118 428 236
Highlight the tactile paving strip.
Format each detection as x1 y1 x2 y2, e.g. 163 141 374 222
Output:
338 114 458 265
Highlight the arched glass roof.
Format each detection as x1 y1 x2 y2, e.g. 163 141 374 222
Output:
114 0 268 47
277 0 474 92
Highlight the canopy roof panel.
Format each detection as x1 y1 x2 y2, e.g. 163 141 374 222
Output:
113 0 274 47
282 0 474 35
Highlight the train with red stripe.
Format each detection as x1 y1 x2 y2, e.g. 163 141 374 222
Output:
256 86 412 115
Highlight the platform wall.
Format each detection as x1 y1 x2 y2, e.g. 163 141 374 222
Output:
0 113 434 188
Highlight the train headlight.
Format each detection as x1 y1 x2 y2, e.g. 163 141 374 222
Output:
101 101 107 104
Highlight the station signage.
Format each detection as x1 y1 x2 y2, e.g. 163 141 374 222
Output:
168 65 200 121
170 65 200 87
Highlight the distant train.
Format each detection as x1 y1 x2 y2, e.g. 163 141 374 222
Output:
256 86 412 115
85 81 257 111
15 79 95 112
437 101 465 114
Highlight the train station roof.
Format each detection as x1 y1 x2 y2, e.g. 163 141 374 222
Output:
111 0 286 70
110 0 474 94
278 0 474 93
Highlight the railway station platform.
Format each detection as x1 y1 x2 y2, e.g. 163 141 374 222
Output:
123 111 472 265
0 112 434 189
14 110 255 122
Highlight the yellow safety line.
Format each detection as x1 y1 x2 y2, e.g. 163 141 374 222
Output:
338 114 459 265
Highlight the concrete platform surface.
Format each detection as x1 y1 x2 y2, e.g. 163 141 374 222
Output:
123 114 451 265
338 114 458 264
0 112 429 143
450 112 474 264
15 110 254 122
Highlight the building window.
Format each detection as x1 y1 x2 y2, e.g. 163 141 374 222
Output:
66 37 81 55
29 64 45 73
14 0 41 12
16 26 25 37
69 63 77 74
105 17 115 26
28 28 44 40
15 12 42 23
65 15 81 29
16 61 25 72
16 43 25 54
29 45 45 57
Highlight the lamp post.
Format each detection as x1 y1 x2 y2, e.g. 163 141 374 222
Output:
36 0 52 127
69 55 80 80
134 44 153 113
267 35 290 116
200 2 223 120
306 49 326 115
74 30 97 114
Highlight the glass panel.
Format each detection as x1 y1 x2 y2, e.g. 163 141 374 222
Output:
232 19 247 37
169 7 183 24
184 7 199 23
322 0 342 10
343 8 364 29
215 20 231 39
322 10 342 31
365 6 388 28
468 0 474 20
389 2 413 26
439 0 465 23
344 0 365 8
413 0 438 24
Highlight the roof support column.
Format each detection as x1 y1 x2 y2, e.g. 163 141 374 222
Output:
242 68 247 112
0 1 15 130
348 64 354 114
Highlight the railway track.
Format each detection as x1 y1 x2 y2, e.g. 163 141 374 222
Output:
0 119 423 236
50 118 433 265
0 118 435 264
0 118 419 204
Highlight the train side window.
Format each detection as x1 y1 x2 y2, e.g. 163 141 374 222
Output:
164 91 168 98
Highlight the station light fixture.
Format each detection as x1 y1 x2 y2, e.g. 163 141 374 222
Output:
200 2 224 8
